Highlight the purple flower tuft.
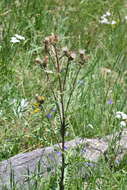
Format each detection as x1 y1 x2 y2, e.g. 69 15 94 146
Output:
64 146 68 150
107 99 113 104
46 113 52 119
56 151 62 156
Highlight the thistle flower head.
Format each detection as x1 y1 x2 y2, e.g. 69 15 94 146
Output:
35 57 43 64
68 51 76 60
42 56 49 68
79 49 85 55
62 47 68 53
44 34 59 45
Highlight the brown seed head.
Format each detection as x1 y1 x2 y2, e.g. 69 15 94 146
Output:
62 47 70 57
48 34 59 44
79 49 85 56
68 51 76 60
79 54 90 65
44 36 50 44
43 56 49 68
35 57 43 64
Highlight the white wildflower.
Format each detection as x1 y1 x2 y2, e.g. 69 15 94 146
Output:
10 34 25 43
125 16 127 20
101 15 106 20
10 37 20 43
106 11 111 16
14 34 25 40
110 20 116 25
120 121 126 127
100 18 110 24
115 112 127 120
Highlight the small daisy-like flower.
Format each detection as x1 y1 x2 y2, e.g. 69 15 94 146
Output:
111 20 116 25
125 16 127 20
105 11 111 16
100 18 110 24
10 34 25 43
10 37 20 43
120 121 126 127
115 112 127 120
14 34 25 40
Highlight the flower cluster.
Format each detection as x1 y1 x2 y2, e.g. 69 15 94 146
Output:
99 11 116 25
43 34 59 53
115 111 127 127
35 34 90 77
10 34 25 43
35 56 49 69
32 95 45 114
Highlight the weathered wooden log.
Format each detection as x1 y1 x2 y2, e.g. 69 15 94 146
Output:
0 129 127 189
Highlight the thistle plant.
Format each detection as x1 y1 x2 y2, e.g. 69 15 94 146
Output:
35 34 90 190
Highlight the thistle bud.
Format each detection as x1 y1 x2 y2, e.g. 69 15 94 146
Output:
43 55 48 68
62 47 70 57
62 47 68 53
35 57 43 64
79 49 85 56
79 55 90 65
43 37 50 53
49 34 59 44
43 36 50 44
68 51 76 61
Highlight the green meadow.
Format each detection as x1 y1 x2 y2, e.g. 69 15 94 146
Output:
0 0 127 189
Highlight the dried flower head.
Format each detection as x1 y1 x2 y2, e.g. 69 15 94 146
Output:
35 57 43 64
10 34 25 43
43 34 59 52
62 47 70 58
44 36 50 44
43 37 50 52
42 56 48 68
44 34 59 45
68 51 76 60
62 47 68 53
79 49 85 55
79 52 90 65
